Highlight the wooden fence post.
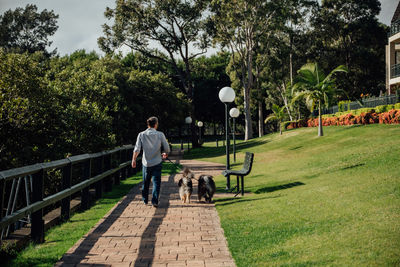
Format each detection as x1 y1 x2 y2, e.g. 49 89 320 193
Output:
121 149 127 181
80 159 91 211
0 179 4 223
95 156 103 199
31 169 44 243
104 154 112 192
61 163 72 221
114 150 121 186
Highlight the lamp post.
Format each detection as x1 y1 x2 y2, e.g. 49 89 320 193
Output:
229 107 240 162
185 116 192 152
197 121 203 144
219 86 235 190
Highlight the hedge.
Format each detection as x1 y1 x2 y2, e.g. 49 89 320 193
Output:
286 109 400 129
321 104 400 118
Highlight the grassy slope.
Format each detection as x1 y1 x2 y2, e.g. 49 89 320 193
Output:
185 125 400 266
6 162 179 267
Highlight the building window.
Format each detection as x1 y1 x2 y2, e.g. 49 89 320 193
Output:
396 51 400 65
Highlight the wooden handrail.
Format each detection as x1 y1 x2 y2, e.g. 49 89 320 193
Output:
0 145 138 244
0 161 130 230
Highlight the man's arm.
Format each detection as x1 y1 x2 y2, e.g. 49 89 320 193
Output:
132 133 142 168
131 151 140 168
161 133 170 159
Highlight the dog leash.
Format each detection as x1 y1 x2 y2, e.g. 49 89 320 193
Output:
163 157 183 171
163 157 201 180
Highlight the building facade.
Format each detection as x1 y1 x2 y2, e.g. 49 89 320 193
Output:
387 1 400 94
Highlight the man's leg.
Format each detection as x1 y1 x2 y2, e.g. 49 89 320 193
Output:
151 163 162 206
142 165 151 204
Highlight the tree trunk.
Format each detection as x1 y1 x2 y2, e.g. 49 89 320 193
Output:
282 95 293 121
258 101 264 137
213 123 216 136
289 30 294 85
318 101 323 137
290 52 293 85
190 120 201 147
244 48 254 141
280 83 293 121
186 81 200 148
297 106 301 120
244 84 253 140
279 122 282 135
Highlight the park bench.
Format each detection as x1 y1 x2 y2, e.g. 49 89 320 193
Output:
222 152 254 196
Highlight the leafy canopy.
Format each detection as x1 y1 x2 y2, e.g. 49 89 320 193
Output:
98 0 210 93
0 4 58 55
292 63 347 111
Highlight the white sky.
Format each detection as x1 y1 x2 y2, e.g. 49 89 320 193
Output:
0 0 398 56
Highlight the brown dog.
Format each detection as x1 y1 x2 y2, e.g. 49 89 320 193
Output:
178 168 194 203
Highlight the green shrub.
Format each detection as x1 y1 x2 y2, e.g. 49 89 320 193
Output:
323 103 399 118
375 105 394 113
353 108 375 116
335 111 353 117
338 100 351 112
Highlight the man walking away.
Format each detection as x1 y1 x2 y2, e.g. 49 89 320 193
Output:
132 116 170 207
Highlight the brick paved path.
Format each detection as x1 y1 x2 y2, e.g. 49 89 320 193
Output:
55 156 236 267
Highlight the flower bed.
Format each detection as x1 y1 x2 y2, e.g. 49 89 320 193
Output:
286 109 400 129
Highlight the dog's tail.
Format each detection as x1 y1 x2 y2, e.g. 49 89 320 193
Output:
206 177 216 197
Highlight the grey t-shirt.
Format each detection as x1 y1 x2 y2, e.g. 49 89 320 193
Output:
134 128 170 167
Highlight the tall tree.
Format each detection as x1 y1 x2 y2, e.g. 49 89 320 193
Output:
311 0 387 98
191 53 231 126
282 0 317 85
0 4 58 55
98 0 210 147
293 63 347 137
210 0 283 140
258 0 316 124
0 50 54 169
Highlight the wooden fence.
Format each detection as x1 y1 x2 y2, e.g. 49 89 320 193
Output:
0 145 139 244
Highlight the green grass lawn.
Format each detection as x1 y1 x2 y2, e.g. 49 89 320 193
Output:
185 125 400 266
5 162 179 267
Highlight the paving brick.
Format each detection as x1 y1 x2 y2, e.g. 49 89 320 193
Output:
177 254 196 260
107 263 131 267
186 260 205 267
167 261 187 267
106 254 125 262
158 253 178 260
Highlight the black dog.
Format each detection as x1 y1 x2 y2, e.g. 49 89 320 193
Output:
197 175 216 203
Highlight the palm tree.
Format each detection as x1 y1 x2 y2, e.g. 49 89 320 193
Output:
292 63 347 136
265 104 286 135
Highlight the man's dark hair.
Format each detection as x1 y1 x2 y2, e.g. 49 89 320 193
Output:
147 116 158 128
